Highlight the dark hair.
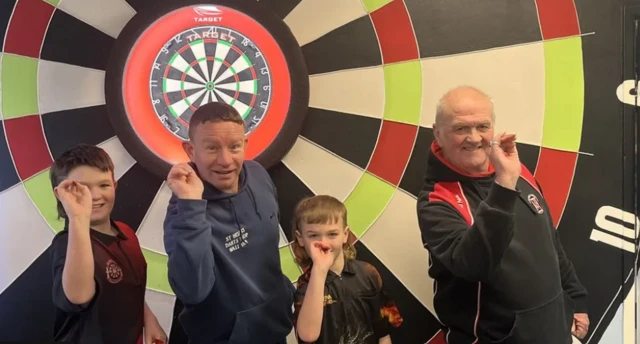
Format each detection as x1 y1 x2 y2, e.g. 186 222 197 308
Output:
291 195 356 268
49 144 115 219
188 102 245 140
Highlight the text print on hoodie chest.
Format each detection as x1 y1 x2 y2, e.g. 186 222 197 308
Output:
207 191 279 255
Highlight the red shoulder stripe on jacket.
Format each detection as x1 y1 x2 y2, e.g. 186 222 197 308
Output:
519 163 540 193
429 182 473 225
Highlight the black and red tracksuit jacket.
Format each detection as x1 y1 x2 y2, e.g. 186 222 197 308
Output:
417 142 588 344
50 220 147 344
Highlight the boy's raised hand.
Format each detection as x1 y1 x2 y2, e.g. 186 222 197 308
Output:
54 179 92 221
167 163 204 200
309 242 335 273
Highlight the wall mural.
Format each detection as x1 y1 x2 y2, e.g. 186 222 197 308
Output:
0 0 636 343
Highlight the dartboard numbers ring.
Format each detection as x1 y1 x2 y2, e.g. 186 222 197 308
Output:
105 0 309 177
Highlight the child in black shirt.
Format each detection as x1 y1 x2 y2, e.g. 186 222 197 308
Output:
291 195 403 343
48 144 166 344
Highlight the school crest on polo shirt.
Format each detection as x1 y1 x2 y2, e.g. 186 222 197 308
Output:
105 259 123 284
527 194 544 214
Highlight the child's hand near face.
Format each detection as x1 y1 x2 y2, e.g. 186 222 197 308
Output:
309 242 334 272
54 180 93 222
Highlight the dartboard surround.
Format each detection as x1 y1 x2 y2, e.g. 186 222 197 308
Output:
106 1 308 180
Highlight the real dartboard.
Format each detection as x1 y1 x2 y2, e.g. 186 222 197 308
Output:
105 0 309 177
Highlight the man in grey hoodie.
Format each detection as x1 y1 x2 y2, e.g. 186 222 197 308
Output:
163 101 294 344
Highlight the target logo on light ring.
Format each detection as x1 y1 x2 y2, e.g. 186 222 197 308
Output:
105 0 309 178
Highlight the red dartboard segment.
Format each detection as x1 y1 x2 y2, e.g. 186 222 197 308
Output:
122 5 291 164
534 148 578 228
369 0 419 64
4 115 53 180
367 121 417 186
3 0 54 58
534 0 581 39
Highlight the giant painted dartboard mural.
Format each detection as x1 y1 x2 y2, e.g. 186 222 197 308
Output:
0 0 637 343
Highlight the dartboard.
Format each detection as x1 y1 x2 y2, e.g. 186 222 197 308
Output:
0 0 634 343
105 0 308 176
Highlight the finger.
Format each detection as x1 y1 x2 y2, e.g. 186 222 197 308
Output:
168 167 188 180
57 179 75 190
500 133 516 142
75 182 91 195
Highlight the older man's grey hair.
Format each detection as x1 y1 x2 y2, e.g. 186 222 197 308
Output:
434 86 496 125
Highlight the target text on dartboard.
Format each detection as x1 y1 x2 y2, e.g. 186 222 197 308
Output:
186 28 237 44
589 205 638 253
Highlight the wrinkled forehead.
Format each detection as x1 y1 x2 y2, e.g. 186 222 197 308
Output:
443 100 494 126
449 114 493 128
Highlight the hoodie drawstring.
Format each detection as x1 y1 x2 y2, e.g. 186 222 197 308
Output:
227 186 262 230
228 199 242 229
246 187 262 220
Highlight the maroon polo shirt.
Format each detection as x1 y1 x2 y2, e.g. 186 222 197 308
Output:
50 220 147 344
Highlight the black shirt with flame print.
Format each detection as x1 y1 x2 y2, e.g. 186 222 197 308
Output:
293 259 403 344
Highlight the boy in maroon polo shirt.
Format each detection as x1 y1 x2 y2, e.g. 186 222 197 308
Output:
48 144 166 344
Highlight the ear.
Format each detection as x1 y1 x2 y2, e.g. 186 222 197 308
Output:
182 141 195 161
433 123 443 145
243 137 248 149
343 226 350 244
113 180 118 190
294 230 305 247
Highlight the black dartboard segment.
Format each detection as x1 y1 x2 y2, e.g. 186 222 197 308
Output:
105 0 309 179
300 108 381 170
42 106 115 159
0 0 16 51
405 0 542 58
301 15 382 75
111 163 164 231
267 161 315 242
400 127 434 197
0 121 19 193
258 0 302 20
0 250 55 342
41 9 114 70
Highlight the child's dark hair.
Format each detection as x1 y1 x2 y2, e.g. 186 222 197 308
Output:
188 102 245 140
49 144 114 219
291 195 357 268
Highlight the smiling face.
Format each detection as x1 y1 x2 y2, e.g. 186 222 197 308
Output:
66 165 116 227
183 120 247 193
433 87 495 174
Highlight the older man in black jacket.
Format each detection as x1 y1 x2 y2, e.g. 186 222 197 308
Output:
416 86 589 344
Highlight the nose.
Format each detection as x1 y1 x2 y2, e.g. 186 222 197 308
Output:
90 187 101 201
466 128 482 144
216 148 233 166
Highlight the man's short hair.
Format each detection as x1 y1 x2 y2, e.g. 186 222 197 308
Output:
188 102 245 140
435 85 495 125
49 144 115 219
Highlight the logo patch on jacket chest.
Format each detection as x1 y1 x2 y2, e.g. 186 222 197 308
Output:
105 259 123 283
526 194 544 215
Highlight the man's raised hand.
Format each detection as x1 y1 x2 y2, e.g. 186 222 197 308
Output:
488 132 521 190
167 163 204 200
